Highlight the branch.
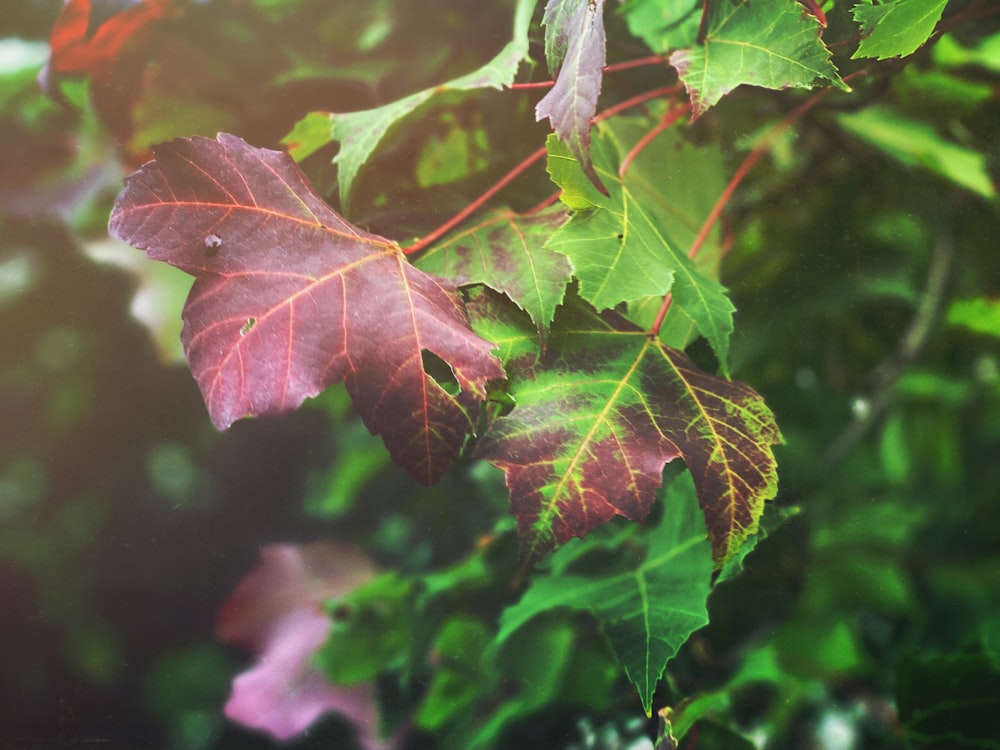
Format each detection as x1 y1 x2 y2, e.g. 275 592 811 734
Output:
401 146 547 256
649 74 868 338
619 103 691 178
820 231 956 468
404 86 681 256
510 54 670 90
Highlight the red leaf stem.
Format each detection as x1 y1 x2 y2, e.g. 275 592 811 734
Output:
595 85 681 122
796 0 827 28
649 79 860 337
401 146 548 256
618 102 692 178
603 55 670 73
525 191 562 215
509 55 669 91
510 80 556 90
650 292 674 339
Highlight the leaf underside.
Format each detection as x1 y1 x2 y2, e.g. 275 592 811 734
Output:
471 290 781 564
536 0 608 194
109 134 504 485
670 0 847 119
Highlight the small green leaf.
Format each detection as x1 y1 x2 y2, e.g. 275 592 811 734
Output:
934 31 1000 73
670 0 847 118
497 470 714 715
415 115 490 187
983 615 1000 670
283 110 341 162
415 617 493 730
948 298 1000 338
472 290 781 564
304 414 392 518
329 90 435 207
464 617 580 749
852 0 949 61
317 573 414 684
416 206 573 339
837 106 997 198
283 0 538 205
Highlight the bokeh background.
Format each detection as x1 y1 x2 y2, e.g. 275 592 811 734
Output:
2 1 999 748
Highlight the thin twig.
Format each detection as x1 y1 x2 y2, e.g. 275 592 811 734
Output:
648 73 869 338
604 55 670 74
820 231 956 468
619 103 691 178
401 145 547 256
511 54 669 91
510 80 554 90
596 86 680 122
525 191 562 215
403 84 681 256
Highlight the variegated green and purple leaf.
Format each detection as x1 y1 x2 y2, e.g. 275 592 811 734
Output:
470 289 780 564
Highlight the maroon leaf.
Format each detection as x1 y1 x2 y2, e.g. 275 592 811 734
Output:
536 0 608 195
217 543 395 748
109 134 504 484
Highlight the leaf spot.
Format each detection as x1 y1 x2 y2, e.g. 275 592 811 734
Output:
240 317 257 337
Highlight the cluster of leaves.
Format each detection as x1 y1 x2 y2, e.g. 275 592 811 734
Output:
25 0 1000 748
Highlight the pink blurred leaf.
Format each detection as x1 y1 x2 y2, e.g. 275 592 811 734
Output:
217 542 395 748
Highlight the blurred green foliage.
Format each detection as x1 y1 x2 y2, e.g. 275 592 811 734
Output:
2 1 999 749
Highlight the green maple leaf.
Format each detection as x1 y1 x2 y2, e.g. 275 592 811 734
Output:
669 0 848 119
416 206 574 340
283 0 537 205
545 122 734 373
852 0 950 61
496 470 714 715
471 289 781 565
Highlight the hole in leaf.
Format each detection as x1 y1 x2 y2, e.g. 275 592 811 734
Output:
240 317 256 337
421 350 459 395
617 233 624 240
203 233 223 251
487 383 515 418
